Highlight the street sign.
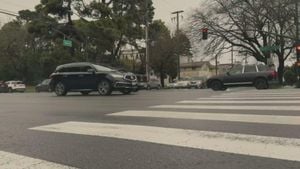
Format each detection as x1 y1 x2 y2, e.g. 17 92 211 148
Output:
63 39 72 47
259 45 280 52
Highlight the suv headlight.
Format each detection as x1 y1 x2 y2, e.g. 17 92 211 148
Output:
124 73 137 81
111 74 124 79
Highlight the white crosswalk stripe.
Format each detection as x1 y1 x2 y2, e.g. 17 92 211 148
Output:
30 121 300 162
108 110 300 125
0 151 77 169
151 104 300 111
198 97 300 100
179 100 300 104
213 94 300 98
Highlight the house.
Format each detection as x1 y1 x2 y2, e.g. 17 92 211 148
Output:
180 61 215 78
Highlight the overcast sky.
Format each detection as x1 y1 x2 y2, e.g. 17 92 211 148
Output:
0 0 202 29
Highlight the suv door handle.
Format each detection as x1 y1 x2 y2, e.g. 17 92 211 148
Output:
78 74 84 77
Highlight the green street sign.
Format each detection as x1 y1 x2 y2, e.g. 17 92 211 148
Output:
259 45 280 52
63 39 72 47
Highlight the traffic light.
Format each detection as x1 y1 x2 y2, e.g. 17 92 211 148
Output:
202 28 208 40
296 44 300 60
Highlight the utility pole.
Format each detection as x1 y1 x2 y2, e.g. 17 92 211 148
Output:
145 0 150 81
296 1 300 40
295 0 300 81
171 10 184 80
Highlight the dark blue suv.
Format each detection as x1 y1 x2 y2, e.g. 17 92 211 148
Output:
49 62 138 96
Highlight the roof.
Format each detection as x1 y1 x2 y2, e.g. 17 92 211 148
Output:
56 62 93 69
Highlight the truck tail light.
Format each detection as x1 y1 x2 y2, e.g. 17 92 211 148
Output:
271 71 277 79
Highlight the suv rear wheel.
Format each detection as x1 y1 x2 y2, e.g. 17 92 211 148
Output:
254 78 268 90
55 82 67 96
98 79 112 96
210 80 223 91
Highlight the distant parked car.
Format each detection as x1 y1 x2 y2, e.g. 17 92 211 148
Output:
136 74 148 90
147 79 161 90
5 81 26 93
189 76 207 89
166 82 178 89
207 64 278 91
35 79 51 92
176 78 192 89
0 81 8 93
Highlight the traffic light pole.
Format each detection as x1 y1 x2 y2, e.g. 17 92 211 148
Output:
295 1 300 83
145 0 150 82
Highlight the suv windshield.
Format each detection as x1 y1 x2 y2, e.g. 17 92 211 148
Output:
92 64 114 72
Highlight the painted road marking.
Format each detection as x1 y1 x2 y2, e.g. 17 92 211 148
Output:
151 105 300 111
198 97 300 100
179 100 300 104
30 122 300 162
108 110 300 125
0 151 77 169
213 94 300 98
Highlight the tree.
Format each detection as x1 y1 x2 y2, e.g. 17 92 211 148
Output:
189 0 297 83
0 21 41 83
19 0 154 65
149 20 192 87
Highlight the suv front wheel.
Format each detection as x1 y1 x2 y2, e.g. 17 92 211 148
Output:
98 79 112 96
55 82 67 96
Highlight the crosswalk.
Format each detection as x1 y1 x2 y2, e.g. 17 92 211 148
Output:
2 88 300 168
0 151 77 169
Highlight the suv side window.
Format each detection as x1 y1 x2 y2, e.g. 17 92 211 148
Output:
229 65 243 75
81 66 93 72
257 65 268 72
244 65 257 73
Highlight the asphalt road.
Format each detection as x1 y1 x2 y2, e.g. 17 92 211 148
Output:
1 88 300 169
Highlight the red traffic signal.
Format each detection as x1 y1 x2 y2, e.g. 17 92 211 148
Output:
296 45 300 52
202 28 208 40
296 44 300 61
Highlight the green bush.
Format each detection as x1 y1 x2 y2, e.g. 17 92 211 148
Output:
283 69 298 86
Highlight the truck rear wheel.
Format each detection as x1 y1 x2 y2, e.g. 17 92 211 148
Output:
210 80 223 91
254 78 268 90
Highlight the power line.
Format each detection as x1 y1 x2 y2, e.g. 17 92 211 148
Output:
0 9 18 17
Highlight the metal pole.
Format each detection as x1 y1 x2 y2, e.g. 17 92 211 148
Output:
145 0 150 81
231 45 234 67
215 54 218 75
296 1 299 41
295 0 300 82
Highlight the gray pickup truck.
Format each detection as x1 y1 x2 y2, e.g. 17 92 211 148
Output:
207 64 278 91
